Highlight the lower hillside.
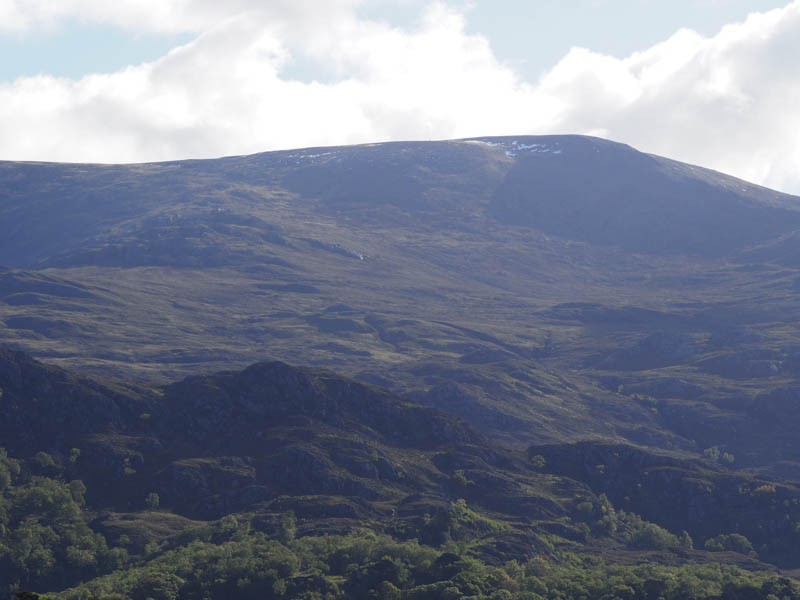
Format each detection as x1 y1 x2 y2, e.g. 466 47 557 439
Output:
1 348 799 598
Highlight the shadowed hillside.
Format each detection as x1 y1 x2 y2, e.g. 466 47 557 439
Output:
2 138 800 460
5 136 800 595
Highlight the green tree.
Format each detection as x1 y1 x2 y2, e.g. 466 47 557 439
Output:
279 512 296 544
529 455 546 469
679 530 694 549
704 533 755 555
631 522 680 550
69 480 87 506
145 492 160 510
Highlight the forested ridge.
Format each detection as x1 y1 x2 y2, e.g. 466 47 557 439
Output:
1 357 800 599
2 446 798 600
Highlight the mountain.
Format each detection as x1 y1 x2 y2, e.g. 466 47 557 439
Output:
0 348 576 530
3 136 800 455
0 349 597 592
4 349 800 573
4 349 800 598
5 136 800 594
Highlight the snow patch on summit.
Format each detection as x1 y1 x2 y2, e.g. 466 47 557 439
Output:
285 150 338 163
465 139 563 158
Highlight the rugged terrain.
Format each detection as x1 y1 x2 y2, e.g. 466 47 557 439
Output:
4 135 800 596
3 137 800 458
4 348 800 597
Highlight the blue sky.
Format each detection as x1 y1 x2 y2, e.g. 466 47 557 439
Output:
0 0 798 194
0 24 192 82
0 1 789 83
360 0 790 80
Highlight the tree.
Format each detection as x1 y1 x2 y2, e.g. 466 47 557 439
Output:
679 530 694 549
704 533 755 555
145 492 160 510
279 512 296 544
529 455 546 469
69 480 87 506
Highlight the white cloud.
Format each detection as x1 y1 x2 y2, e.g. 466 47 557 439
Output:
0 0 799 195
538 2 800 193
0 0 361 34
0 2 547 162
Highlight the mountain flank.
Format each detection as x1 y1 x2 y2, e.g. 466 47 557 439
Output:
4 135 800 596
4 136 800 485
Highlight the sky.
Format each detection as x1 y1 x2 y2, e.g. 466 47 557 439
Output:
0 0 799 194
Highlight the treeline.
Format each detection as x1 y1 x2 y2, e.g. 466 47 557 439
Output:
0 449 129 595
2 446 799 600
51 526 800 600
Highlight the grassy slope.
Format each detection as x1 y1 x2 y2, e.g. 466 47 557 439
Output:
4 136 800 586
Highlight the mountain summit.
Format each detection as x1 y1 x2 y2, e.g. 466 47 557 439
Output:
2 135 797 269
6 137 800 594
3 135 800 468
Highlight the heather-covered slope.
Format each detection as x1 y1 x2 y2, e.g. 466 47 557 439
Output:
6 137 800 591
0 349 584 531
4 136 800 476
